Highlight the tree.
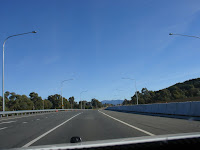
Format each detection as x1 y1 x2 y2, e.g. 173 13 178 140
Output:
73 101 79 109
63 97 70 109
159 89 171 102
9 92 16 101
29 92 43 110
91 98 102 108
0 96 2 111
8 92 16 110
4 91 10 98
48 94 62 109
85 101 92 109
122 99 130 105
44 99 53 109
187 88 200 97
14 95 34 110
141 88 148 95
170 86 186 99
141 88 153 104
69 96 75 109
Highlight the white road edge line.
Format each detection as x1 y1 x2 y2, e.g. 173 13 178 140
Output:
0 127 8 130
22 112 82 148
98 110 155 136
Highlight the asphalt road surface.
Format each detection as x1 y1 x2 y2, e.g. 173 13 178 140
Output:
0 109 200 149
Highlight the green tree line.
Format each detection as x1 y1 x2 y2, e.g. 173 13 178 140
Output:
0 91 103 111
123 78 200 105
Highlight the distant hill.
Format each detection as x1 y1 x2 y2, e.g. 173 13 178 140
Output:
101 100 123 105
122 78 200 105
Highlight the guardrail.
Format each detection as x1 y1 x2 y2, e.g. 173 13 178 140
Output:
106 101 200 117
0 109 81 118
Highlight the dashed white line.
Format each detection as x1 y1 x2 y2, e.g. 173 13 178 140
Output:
98 110 155 136
0 112 55 121
36 119 40 120
23 122 28 124
0 121 16 125
0 127 8 130
22 112 82 147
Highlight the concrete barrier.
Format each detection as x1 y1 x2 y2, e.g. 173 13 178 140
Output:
106 101 200 117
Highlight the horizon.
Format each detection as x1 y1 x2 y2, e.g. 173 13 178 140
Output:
2 77 200 102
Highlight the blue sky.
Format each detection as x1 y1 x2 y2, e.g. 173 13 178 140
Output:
0 0 200 102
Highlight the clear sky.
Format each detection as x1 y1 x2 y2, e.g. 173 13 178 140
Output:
0 0 200 102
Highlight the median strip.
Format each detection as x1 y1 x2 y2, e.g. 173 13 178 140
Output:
98 110 155 136
22 112 82 147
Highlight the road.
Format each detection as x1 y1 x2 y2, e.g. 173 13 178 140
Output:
0 109 200 149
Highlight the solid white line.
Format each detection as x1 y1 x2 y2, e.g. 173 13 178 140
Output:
0 127 8 130
22 112 82 148
98 110 155 136
0 120 16 125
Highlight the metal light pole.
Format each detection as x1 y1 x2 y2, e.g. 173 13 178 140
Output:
43 100 44 110
169 33 200 39
61 79 73 109
2 31 37 112
80 90 87 109
122 78 139 105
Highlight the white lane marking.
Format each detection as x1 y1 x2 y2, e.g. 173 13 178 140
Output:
0 121 16 125
98 110 155 136
36 119 40 120
22 112 82 148
0 127 8 130
23 122 28 124
0 112 55 121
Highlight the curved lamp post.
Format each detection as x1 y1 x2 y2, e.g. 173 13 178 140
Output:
80 90 88 109
122 77 139 105
2 31 37 112
169 33 200 39
61 79 73 109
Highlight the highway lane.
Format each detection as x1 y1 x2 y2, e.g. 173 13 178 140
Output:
101 110 200 135
0 109 200 149
0 110 82 149
31 109 200 147
31 110 147 147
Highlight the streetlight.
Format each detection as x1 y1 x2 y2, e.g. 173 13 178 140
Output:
169 33 200 39
80 90 87 109
61 79 73 109
2 31 37 112
122 77 139 105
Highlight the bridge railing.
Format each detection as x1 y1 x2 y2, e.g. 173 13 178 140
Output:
0 109 81 118
106 101 200 117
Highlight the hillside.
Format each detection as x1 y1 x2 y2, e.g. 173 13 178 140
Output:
101 100 123 105
123 78 200 105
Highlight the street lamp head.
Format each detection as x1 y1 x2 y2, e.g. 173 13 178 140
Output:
169 33 173 35
32 31 37 33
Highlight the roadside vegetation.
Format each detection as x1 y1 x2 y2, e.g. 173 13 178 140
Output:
123 78 200 105
0 92 103 111
1 78 200 110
